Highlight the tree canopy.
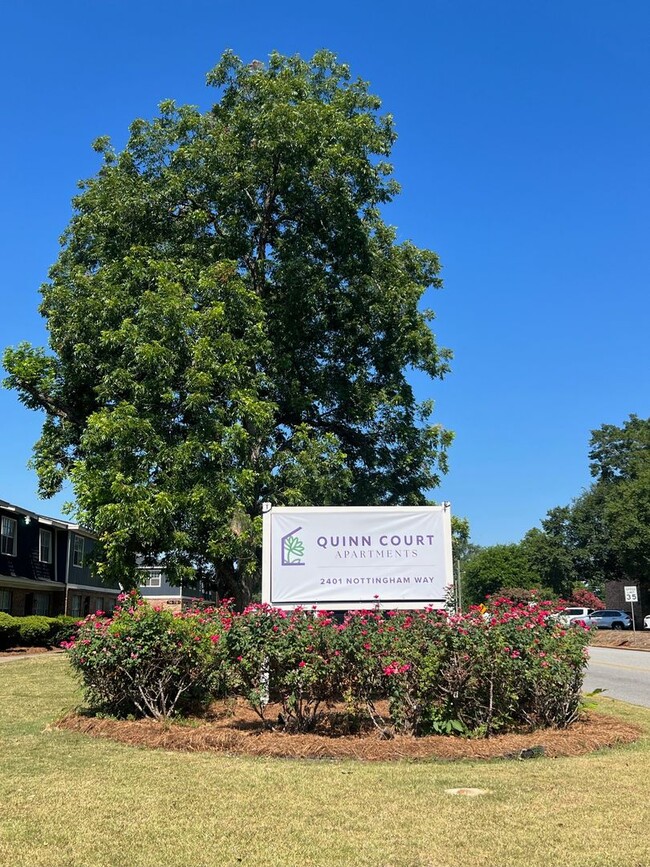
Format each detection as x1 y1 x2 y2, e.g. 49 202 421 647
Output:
3 50 452 603
462 544 540 605
462 414 650 605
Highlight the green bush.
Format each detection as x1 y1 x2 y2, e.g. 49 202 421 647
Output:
65 591 229 719
50 615 79 646
17 616 54 646
0 613 19 649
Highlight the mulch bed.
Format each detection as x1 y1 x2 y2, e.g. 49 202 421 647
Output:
0 646 63 657
590 632 650 651
56 698 642 762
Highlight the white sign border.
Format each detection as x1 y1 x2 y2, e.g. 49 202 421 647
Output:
262 504 453 610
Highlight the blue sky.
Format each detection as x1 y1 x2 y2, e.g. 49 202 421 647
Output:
1 1 648 546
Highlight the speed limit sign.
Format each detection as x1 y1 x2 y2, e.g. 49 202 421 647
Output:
624 586 638 603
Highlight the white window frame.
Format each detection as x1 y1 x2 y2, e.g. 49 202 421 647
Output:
142 571 162 588
1 516 17 556
39 528 53 564
72 535 85 568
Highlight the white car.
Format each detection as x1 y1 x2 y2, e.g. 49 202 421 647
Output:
644 614 650 630
553 607 592 626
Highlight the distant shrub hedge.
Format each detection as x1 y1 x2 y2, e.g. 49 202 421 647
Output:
0 613 81 648
0 612 20 649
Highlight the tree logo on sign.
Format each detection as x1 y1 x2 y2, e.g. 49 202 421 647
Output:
281 527 305 566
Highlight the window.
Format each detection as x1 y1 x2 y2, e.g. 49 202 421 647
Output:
72 535 85 568
32 592 50 616
0 589 11 613
142 570 162 588
39 528 52 563
69 594 82 617
94 596 105 614
1 516 17 556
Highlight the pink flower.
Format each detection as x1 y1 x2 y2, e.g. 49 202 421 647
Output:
210 634 219 643
298 661 306 668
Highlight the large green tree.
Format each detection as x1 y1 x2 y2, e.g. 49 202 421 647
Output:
575 415 650 589
518 415 650 597
462 544 540 605
3 51 452 603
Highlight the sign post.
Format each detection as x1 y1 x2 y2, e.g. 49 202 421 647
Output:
624 585 638 632
262 504 453 610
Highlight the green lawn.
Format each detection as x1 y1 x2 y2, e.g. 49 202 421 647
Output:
1 655 649 867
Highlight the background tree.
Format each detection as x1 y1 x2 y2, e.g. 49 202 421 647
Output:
512 415 650 599
462 544 540 605
519 525 575 597
586 415 650 588
3 50 452 604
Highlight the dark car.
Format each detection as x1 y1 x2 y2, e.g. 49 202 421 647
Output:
584 609 632 630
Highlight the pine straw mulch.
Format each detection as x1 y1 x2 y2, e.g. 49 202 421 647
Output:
56 698 643 762
590 632 650 651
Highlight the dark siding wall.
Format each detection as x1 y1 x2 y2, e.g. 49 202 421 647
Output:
183 580 217 603
0 509 56 583
140 572 181 599
67 533 120 591
56 528 68 584
139 572 217 603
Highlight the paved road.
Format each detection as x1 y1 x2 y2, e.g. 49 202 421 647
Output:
584 646 650 708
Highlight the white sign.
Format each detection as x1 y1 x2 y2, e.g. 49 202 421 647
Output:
624 586 638 603
262 505 453 610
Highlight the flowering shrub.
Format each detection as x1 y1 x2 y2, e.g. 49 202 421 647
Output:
65 591 230 719
227 604 343 731
63 594 591 735
370 599 590 735
567 589 605 610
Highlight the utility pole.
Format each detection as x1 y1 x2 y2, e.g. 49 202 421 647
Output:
455 559 462 613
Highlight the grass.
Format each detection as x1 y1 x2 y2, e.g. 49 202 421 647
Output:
1 656 649 867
